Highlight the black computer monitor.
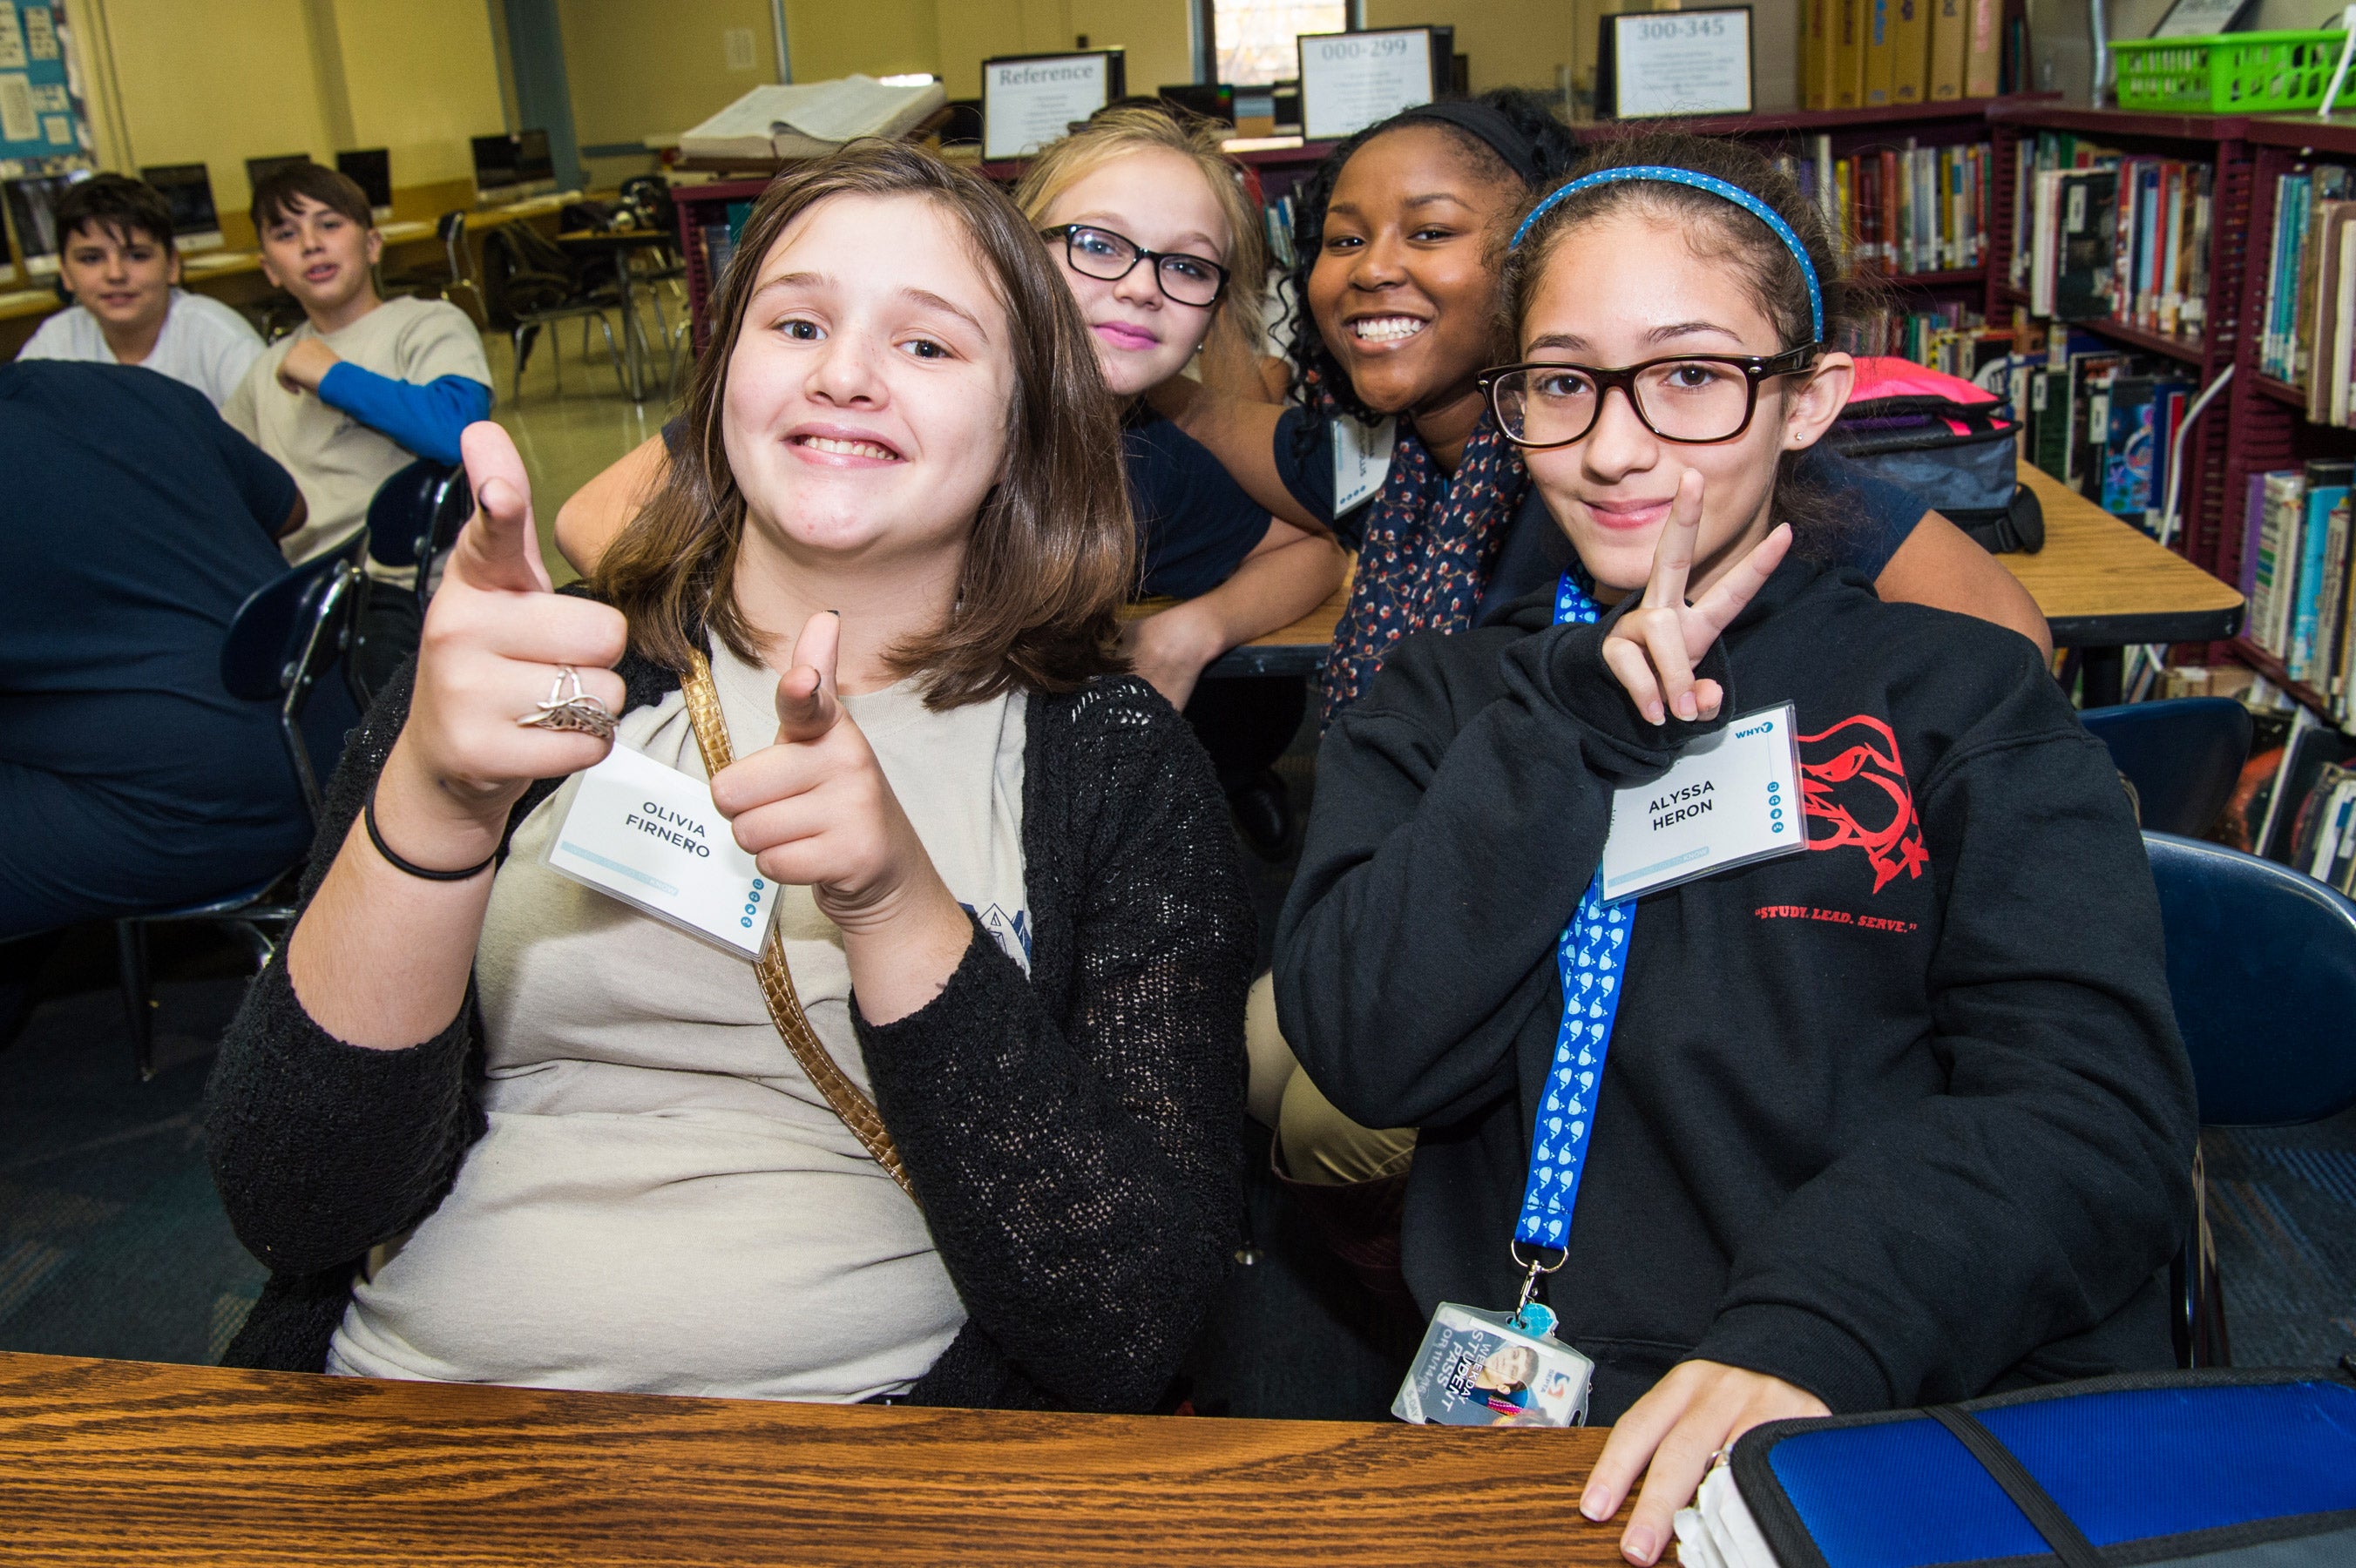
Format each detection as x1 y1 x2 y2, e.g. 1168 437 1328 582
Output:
471 130 556 203
244 153 315 194
139 163 224 249
335 148 392 217
4 171 92 276
514 129 554 186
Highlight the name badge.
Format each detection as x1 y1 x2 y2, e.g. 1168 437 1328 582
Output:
1395 1302 1594 1428
542 743 775 961
1597 702 1804 903
1332 414 1395 517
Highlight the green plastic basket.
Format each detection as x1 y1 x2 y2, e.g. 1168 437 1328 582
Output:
2110 29 2350 113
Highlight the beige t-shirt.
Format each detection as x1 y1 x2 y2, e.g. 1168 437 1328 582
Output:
222 296 491 564
326 640 1032 1402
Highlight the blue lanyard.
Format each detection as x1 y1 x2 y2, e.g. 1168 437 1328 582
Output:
1509 572 1635 1312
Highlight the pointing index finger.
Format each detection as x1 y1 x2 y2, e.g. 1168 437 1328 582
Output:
1642 470 1706 611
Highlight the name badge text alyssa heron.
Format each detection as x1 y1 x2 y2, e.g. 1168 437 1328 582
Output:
543 743 775 960
1596 702 1804 902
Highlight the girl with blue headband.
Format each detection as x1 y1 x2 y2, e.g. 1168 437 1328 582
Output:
1275 131 2193 1565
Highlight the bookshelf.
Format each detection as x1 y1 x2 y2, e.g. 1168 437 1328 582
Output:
2217 117 2356 725
1984 101 2253 598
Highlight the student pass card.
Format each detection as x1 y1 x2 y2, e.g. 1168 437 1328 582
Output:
542 743 776 960
1597 703 1804 903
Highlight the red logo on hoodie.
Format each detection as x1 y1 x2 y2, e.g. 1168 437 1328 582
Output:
1797 715 1928 895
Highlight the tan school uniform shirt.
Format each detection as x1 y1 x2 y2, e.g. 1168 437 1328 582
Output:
222 295 491 565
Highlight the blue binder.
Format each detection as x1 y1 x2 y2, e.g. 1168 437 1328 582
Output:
1730 1369 2356 1568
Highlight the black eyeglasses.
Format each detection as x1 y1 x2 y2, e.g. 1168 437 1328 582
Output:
1041 224 1230 308
1479 347 1823 449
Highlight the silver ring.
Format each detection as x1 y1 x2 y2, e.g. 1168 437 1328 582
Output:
516 665 616 740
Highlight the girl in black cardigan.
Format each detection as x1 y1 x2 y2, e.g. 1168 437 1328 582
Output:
1275 132 2194 1562
206 144 1252 1412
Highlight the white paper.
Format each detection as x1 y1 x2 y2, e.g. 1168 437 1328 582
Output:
1598 703 1804 903
543 744 775 961
21 3 52 61
678 77 944 159
1299 30 1432 141
1612 9 1753 118
0 73 34 143
2153 0 2247 37
983 54 1111 160
1332 415 1395 516
0 5 24 71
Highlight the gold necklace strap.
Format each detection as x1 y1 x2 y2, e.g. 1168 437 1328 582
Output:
680 648 917 1202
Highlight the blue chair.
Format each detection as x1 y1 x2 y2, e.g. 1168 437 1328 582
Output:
112 531 366 1078
2143 830 2356 1367
2082 698 2252 836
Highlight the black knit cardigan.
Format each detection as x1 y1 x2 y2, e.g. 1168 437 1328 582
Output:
204 633 1254 1412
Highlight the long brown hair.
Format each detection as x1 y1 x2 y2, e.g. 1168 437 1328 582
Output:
592 140 1134 707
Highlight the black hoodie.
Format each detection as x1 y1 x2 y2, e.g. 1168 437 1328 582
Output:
1274 554 2195 1423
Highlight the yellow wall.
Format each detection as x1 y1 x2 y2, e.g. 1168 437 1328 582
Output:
333 0 508 186
64 0 504 234
564 0 781 146
783 0 939 85
784 0 1190 103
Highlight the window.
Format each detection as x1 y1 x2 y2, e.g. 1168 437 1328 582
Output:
1210 0 1348 85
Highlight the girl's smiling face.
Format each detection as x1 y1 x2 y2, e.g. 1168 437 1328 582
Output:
1516 211 1851 600
1308 125 1521 422
1039 146 1231 399
722 192 1014 568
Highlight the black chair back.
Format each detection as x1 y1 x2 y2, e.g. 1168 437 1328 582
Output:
365 457 471 603
220 531 366 823
2082 699 2253 836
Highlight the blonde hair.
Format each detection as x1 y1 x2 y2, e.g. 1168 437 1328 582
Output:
1012 106 1267 371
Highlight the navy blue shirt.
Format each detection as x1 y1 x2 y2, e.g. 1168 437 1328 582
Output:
0 362 305 825
1268 405 1929 588
1125 409 1273 600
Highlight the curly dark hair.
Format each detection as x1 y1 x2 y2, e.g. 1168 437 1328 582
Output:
1278 87 1580 430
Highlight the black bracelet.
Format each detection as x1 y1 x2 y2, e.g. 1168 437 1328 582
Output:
362 779 498 882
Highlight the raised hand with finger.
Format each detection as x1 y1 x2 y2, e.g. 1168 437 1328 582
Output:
1600 470 1791 727
707 611 974 1026
374 421 632 872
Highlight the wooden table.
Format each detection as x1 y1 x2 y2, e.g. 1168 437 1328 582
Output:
1197 462 2248 696
0 1351 1629 1565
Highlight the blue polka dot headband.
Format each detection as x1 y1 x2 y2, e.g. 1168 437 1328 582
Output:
1510 166 1825 343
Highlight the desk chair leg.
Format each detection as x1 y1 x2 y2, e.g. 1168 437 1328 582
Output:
113 919 155 1082
2189 1149 2231 1367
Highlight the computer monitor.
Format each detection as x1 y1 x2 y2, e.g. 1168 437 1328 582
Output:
139 163 225 251
471 130 557 205
3 171 93 276
244 153 315 199
335 148 392 219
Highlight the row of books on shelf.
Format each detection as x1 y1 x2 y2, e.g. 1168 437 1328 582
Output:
2008 133 2212 335
2011 334 2200 531
1796 0 2004 110
1776 138 1991 275
2253 162 2356 425
1843 300 2004 374
2244 463 2356 724
1263 190 1300 272
2285 761 2356 894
